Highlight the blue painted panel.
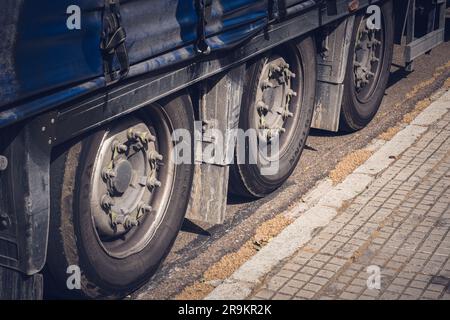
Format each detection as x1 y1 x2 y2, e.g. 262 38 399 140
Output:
0 0 104 108
205 0 268 49
121 0 198 65
0 0 269 125
121 0 268 66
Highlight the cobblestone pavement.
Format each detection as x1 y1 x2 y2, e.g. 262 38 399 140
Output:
250 103 450 300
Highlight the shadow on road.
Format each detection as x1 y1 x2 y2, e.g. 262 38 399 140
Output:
180 219 211 236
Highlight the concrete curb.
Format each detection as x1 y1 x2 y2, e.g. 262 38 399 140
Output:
205 88 450 300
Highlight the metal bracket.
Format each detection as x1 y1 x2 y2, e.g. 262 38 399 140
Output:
404 0 446 71
195 0 212 55
312 15 355 132
186 65 245 225
0 155 7 171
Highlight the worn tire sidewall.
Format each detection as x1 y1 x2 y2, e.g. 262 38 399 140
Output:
47 94 194 299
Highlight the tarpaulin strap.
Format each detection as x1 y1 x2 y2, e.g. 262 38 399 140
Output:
101 0 129 84
195 0 212 55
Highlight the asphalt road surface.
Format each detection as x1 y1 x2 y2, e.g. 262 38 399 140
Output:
134 18 450 300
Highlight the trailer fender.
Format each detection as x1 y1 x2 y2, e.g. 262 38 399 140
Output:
186 65 246 225
311 15 355 132
0 113 55 276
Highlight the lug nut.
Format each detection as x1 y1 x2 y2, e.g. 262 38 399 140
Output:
112 214 126 227
101 194 114 210
148 151 163 162
366 71 374 79
137 203 152 219
112 141 128 154
118 144 128 153
283 111 294 118
270 65 282 73
127 129 139 141
257 101 269 112
142 205 153 214
287 89 297 97
128 129 156 144
102 168 116 180
141 204 153 214
124 216 138 229
147 177 162 189
284 69 296 79
261 80 275 89
140 132 156 144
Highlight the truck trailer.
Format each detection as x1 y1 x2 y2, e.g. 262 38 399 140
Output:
0 0 448 299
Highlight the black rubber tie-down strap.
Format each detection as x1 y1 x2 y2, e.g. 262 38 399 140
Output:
103 27 127 54
102 0 129 83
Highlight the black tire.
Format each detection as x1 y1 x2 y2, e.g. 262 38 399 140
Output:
229 36 317 198
45 94 194 299
340 1 394 132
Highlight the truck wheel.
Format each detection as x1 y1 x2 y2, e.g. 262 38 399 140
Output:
229 37 316 198
340 0 394 132
45 94 194 299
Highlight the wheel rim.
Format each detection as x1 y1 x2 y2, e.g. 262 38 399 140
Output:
89 106 175 259
352 12 385 104
251 52 303 162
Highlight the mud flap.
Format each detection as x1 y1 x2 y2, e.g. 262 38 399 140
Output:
312 15 354 132
186 66 246 225
0 113 55 277
0 268 43 300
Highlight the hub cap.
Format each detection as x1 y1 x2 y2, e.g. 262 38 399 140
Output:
253 55 297 152
353 14 384 103
90 112 174 258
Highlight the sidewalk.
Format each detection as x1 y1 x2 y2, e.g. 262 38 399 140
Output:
207 88 450 300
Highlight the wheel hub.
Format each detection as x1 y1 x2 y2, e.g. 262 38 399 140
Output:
92 120 164 238
109 159 133 195
353 16 383 95
255 56 296 143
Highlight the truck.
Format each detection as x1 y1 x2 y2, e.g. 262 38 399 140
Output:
0 0 448 299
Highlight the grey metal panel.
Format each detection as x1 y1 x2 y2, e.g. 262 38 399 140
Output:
312 82 345 132
405 28 445 62
0 115 53 275
186 66 245 225
312 16 354 132
0 269 43 299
